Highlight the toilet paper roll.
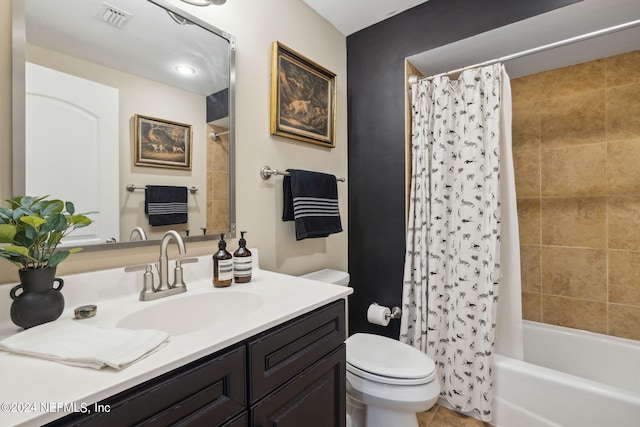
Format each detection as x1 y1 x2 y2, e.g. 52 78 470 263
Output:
367 304 391 327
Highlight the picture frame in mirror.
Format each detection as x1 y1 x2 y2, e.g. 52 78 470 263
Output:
134 114 193 170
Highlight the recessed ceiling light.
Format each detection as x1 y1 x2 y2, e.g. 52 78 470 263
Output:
175 65 196 75
179 0 226 6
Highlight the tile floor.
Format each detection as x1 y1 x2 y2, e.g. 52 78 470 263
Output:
418 404 494 427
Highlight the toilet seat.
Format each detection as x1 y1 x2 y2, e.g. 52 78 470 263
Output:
346 333 436 386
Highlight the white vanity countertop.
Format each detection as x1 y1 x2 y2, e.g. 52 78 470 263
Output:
0 254 352 426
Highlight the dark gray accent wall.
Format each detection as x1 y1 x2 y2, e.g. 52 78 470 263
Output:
207 88 229 123
346 0 581 338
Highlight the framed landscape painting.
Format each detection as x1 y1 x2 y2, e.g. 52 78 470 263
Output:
134 114 192 170
270 42 336 147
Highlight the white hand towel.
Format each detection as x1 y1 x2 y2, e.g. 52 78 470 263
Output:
0 321 170 370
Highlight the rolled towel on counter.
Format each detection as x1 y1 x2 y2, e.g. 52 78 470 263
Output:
145 185 188 226
0 321 169 370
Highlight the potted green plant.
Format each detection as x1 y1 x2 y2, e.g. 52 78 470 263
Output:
0 196 93 329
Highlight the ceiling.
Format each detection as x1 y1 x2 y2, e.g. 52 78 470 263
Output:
304 0 640 79
302 0 429 36
408 0 640 78
24 0 230 96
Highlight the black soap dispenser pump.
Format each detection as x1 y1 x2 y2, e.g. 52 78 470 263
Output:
213 234 233 287
233 231 252 283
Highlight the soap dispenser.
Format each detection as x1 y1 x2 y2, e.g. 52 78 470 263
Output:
213 234 233 287
233 231 252 283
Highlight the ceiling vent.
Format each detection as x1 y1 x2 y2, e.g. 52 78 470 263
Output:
96 3 132 29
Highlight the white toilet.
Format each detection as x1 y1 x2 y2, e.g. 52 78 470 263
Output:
301 269 440 427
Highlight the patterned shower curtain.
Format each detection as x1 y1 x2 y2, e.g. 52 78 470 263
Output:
400 63 509 422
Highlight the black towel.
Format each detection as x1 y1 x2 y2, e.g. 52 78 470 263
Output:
283 169 342 240
145 185 188 226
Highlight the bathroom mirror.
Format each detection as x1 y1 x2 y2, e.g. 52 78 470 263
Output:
12 0 236 250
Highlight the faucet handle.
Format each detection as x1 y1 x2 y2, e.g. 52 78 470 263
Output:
125 264 155 299
124 263 151 273
176 257 199 266
173 258 199 289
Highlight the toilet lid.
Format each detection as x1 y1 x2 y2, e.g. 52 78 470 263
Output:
346 333 436 381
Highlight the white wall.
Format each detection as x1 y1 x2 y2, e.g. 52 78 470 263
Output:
0 0 348 283
26 45 209 242
170 0 349 275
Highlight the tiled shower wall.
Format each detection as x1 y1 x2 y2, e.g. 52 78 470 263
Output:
206 124 230 233
512 50 640 341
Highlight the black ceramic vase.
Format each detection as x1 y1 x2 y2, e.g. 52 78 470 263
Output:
10 267 65 329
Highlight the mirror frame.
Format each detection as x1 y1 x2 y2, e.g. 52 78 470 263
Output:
11 0 236 251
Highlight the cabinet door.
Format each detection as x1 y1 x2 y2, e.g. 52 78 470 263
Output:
248 300 345 403
251 345 346 427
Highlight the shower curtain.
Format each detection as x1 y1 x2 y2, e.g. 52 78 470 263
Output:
400 63 521 421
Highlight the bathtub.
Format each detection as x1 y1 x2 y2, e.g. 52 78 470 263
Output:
492 320 640 427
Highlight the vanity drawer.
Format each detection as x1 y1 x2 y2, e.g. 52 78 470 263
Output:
247 299 345 403
46 345 246 427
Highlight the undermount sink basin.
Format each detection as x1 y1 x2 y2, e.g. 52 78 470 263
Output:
116 291 264 336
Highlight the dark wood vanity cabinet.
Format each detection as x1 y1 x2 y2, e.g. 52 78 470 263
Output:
251 346 345 427
248 300 346 427
45 299 346 427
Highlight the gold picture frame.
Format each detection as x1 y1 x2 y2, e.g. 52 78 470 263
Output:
270 42 336 147
134 114 192 170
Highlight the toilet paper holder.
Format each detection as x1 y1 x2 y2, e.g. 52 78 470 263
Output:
372 303 402 320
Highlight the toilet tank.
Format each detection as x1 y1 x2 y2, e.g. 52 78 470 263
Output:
301 269 350 286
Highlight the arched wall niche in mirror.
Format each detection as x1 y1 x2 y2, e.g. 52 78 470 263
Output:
12 0 236 251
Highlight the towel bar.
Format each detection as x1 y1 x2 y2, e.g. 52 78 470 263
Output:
126 185 198 194
260 165 345 182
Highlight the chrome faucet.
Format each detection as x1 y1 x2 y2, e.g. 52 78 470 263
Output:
124 230 198 301
157 230 186 292
129 226 148 241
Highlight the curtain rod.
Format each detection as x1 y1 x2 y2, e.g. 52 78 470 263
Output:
409 18 640 84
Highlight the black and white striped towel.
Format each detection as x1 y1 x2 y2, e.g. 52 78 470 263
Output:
145 185 188 226
283 169 342 240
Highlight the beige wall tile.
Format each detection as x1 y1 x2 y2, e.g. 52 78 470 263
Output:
514 52 640 341
207 199 230 231
212 172 229 200
608 196 640 250
609 304 640 340
517 198 540 245
607 139 640 195
541 246 607 301
606 83 640 141
520 245 541 293
511 74 542 102
210 144 230 172
541 197 606 248
542 295 607 333
538 59 605 98
513 149 540 197
522 291 542 322
206 171 215 200
605 50 640 88
540 144 606 196
540 90 606 147
512 103 540 150
608 250 640 305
